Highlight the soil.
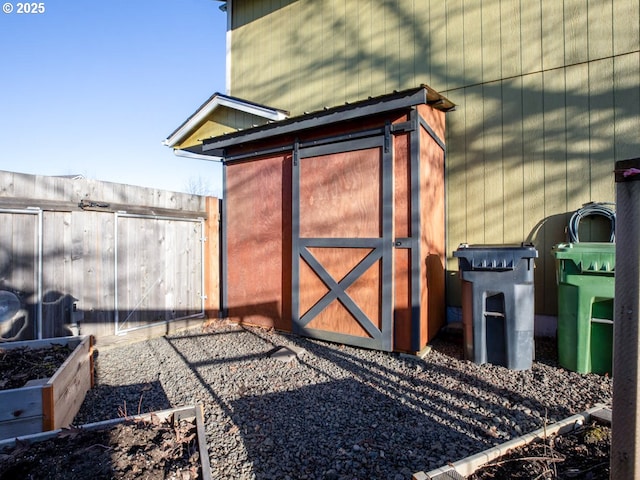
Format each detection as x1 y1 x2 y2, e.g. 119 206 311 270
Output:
0 413 203 479
0 344 71 390
468 421 610 479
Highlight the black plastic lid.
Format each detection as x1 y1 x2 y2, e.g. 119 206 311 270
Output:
454 243 538 270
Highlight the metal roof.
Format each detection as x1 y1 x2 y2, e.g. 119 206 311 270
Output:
201 85 454 155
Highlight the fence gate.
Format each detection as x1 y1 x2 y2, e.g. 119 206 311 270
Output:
0 208 42 340
114 213 205 335
292 134 393 350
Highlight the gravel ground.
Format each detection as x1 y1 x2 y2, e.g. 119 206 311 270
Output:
76 320 612 480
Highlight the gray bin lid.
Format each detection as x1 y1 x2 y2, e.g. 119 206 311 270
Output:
453 243 538 271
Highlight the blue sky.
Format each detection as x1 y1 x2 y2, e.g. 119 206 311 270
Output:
0 0 227 196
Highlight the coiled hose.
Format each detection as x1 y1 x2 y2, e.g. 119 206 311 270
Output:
568 202 616 243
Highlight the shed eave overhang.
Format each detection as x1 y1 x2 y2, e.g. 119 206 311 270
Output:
163 93 289 148
201 85 454 154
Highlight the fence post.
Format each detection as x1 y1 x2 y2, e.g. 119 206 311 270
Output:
204 196 221 319
612 158 640 479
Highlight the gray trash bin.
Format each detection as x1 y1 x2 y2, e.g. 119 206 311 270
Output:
453 243 538 370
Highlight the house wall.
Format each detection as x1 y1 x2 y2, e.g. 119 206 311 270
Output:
227 0 640 315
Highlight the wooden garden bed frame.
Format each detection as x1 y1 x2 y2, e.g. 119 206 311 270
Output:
0 404 212 480
0 335 94 441
413 404 612 479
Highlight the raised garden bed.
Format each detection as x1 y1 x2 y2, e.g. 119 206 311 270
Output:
413 404 611 479
0 404 212 479
0 336 94 440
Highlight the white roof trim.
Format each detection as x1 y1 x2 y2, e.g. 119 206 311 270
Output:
163 93 288 148
173 149 222 162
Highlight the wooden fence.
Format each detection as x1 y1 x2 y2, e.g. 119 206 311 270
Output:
0 170 219 345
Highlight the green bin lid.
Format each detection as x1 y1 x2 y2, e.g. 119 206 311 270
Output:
551 242 615 273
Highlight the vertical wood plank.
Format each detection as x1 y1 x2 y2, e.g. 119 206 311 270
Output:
541 0 565 71
270 0 287 107
565 62 591 212
563 0 588 66
41 385 54 431
482 80 504 244
413 0 431 87
0 210 13 294
203 197 221 318
464 85 485 245
116 214 128 332
225 155 288 331
429 0 446 90
481 0 502 83
445 0 464 91
613 0 640 56
542 67 568 314
164 217 174 322
289 0 302 112
520 0 542 74
614 52 640 161
587 0 613 61
420 117 446 344
502 76 525 243
393 249 411 351
42 212 64 338
393 126 411 350
589 57 615 203
255 0 270 103
382 0 401 93
70 210 85 334
369 0 386 95
521 72 547 313
100 212 115 336
462 1 482 87
334 0 348 103
397 0 414 90
444 89 467 249
307 0 326 110
343 0 359 101
11 210 37 336
320 0 335 105
500 0 522 79
443 89 467 309
355 0 372 98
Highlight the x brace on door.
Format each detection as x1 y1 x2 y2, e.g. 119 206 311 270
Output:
292 130 393 351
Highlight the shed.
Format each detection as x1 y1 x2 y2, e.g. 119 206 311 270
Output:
203 86 454 353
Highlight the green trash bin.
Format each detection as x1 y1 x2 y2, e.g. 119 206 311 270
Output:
552 242 615 375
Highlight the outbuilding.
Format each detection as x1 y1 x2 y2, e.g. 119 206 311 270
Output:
200 86 454 353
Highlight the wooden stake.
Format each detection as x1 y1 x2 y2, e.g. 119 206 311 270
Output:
612 158 640 479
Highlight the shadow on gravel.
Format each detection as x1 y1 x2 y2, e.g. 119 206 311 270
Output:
427 324 561 369
287 330 575 420
228 329 572 477
74 380 171 424
136 325 608 479
230 378 474 479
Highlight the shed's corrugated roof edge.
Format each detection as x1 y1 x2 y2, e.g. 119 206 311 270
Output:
201 85 454 154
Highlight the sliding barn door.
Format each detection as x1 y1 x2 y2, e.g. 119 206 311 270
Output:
292 134 393 350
